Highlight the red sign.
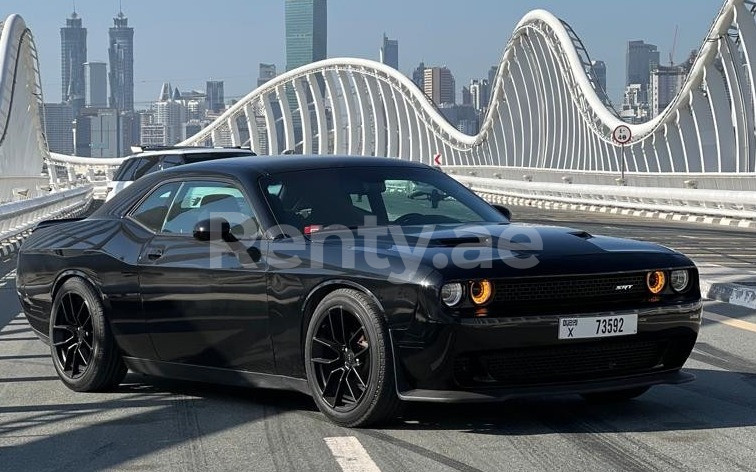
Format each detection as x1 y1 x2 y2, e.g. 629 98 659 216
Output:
433 153 442 165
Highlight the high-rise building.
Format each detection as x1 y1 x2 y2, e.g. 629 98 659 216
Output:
592 60 607 94
108 11 134 111
88 108 120 158
43 103 74 154
626 40 659 93
285 0 327 149
61 11 87 113
258 63 277 87
469 79 490 111
650 65 685 116
380 34 398 70
285 0 327 71
412 62 425 91
152 82 188 145
423 67 455 106
206 80 225 113
84 62 107 108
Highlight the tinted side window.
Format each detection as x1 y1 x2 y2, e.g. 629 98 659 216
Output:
162 181 258 237
132 156 162 180
113 158 140 181
130 182 181 232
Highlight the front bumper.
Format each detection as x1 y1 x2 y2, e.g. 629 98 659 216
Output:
391 300 702 401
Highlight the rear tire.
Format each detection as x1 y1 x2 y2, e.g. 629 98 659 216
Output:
49 277 127 392
304 289 402 427
581 386 650 403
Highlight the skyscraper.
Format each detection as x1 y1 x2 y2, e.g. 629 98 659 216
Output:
424 67 456 106
84 62 107 108
650 65 685 116
285 0 327 72
258 63 277 87
469 79 490 111
43 103 74 154
626 40 659 92
206 80 225 113
60 11 87 111
412 62 425 91
380 34 398 70
108 11 134 111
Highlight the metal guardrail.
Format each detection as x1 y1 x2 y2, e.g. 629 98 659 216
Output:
454 175 756 220
0 186 93 245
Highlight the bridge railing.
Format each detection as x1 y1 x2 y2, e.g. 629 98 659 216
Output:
0 185 93 247
455 174 756 220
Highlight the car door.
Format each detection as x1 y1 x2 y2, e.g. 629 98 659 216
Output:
136 178 273 372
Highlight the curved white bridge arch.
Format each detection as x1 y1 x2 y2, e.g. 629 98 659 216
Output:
180 1 756 178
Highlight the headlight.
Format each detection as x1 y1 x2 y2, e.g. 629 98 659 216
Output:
440 283 463 306
646 270 666 294
670 269 690 292
470 279 493 305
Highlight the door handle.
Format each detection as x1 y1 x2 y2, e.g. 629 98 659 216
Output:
146 248 164 260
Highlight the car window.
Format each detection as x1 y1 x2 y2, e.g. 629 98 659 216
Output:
132 156 162 180
161 180 258 237
113 158 140 181
160 154 184 169
130 182 182 232
261 166 502 230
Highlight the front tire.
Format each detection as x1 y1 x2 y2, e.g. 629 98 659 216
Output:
49 277 127 392
581 386 650 403
304 289 401 427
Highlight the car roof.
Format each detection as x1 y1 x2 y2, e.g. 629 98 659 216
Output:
163 155 432 177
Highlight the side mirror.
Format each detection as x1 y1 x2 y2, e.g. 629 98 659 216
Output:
491 204 512 220
193 217 231 241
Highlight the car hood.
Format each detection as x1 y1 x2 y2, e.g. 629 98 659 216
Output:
312 223 693 283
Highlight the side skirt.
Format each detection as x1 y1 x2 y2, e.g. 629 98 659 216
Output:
123 357 311 396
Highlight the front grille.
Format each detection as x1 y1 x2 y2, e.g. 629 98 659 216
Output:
489 272 650 315
494 273 647 303
454 338 672 387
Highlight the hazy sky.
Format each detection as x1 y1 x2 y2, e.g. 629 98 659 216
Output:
2 1 721 108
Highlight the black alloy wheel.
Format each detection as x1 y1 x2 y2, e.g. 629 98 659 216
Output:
51 292 94 379
310 305 371 411
305 289 402 427
49 278 127 392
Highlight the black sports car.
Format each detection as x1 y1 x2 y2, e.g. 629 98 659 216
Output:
16 156 702 427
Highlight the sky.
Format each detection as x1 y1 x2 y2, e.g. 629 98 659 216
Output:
1 1 723 109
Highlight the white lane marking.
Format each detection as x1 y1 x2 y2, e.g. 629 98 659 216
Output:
324 436 381 472
704 312 756 333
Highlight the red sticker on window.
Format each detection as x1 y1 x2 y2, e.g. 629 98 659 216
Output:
304 225 322 235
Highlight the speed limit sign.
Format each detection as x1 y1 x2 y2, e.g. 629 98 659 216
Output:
612 125 632 144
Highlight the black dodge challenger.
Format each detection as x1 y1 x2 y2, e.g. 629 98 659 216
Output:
16 156 702 426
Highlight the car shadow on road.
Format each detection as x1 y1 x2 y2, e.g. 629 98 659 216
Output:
386 368 756 435
0 372 316 471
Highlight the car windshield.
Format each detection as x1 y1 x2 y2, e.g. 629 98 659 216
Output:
260 165 505 231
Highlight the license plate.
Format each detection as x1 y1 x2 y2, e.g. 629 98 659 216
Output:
558 314 638 339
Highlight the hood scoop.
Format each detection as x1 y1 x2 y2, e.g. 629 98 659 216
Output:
569 230 593 239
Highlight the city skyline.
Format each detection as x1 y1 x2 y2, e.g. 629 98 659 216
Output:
3 0 719 108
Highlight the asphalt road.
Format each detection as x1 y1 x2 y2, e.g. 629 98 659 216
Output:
2 208 756 471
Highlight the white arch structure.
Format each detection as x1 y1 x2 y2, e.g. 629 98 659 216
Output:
2 1 756 219
178 0 756 181
0 14 48 201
